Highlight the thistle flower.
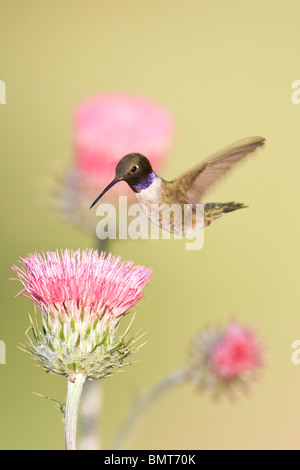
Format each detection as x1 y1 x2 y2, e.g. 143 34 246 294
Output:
12 249 153 381
190 321 263 398
53 93 173 232
12 249 152 449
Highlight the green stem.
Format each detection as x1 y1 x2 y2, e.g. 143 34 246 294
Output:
113 369 192 450
64 374 86 450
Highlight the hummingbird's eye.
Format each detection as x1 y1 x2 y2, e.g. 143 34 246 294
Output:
131 165 138 173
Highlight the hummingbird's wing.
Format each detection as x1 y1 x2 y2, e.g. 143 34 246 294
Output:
173 136 265 204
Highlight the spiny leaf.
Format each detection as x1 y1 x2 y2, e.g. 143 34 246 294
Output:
33 392 65 420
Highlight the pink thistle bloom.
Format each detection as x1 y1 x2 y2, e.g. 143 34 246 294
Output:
12 249 152 320
209 322 262 379
12 249 153 380
190 321 263 398
54 93 173 231
75 93 173 190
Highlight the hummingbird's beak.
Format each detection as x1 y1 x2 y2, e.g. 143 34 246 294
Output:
90 178 120 209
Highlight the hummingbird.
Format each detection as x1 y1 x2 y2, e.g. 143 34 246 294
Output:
90 136 265 236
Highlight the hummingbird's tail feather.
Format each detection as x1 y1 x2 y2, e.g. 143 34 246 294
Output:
204 202 247 225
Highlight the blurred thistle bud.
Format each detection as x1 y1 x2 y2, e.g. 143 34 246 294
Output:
190 322 263 398
113 321 264 448
12 249 153 381
52 93 174 233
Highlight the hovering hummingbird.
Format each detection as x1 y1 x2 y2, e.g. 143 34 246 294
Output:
90 136 265 236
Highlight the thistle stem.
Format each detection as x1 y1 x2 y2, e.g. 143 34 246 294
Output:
79 380 103 450
64 374 86 450
113 369 192 449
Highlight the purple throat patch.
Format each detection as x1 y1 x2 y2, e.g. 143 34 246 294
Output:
133 172 156 192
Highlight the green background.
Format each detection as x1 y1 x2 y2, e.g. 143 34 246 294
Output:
1 0 300 450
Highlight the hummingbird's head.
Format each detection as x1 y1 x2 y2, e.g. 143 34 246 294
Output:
115 153 154 190
90 153 155 209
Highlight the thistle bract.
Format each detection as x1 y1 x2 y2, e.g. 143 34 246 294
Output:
12 249 153 381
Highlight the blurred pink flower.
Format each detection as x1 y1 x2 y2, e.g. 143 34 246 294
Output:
54 93 174 232
12 249 153 320
75 93 173 189
190 321 263 397
209 322 262 379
